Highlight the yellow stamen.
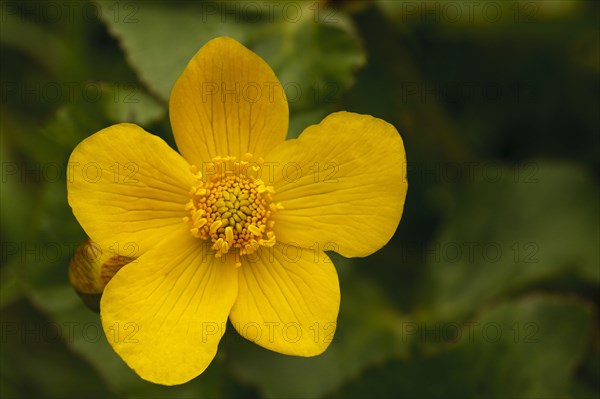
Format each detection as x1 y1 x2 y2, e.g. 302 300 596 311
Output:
247 224 261 236
210 220 222 233
183 157 280 264
225 226 234 244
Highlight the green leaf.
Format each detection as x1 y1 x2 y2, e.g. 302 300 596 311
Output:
421 162 600 322
246 11 365 112
228 267 411 399
1 1 139 87
96 0 365 137
41 82 165 152
330 295 595 399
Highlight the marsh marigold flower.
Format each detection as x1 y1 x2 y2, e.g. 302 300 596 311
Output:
67 37 407 385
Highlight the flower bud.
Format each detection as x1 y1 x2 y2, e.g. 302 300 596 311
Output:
68 239 135 312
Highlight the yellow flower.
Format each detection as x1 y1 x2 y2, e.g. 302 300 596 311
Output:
67 37 407 385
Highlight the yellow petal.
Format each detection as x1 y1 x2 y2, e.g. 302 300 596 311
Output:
230 245 340 356
100 228 238 385
169 36 288 162
266 112 407 258
67 123 195 255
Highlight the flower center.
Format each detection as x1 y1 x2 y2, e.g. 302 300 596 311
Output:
184 154 281 266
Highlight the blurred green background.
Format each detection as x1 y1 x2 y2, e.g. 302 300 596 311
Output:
1 0 599 398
